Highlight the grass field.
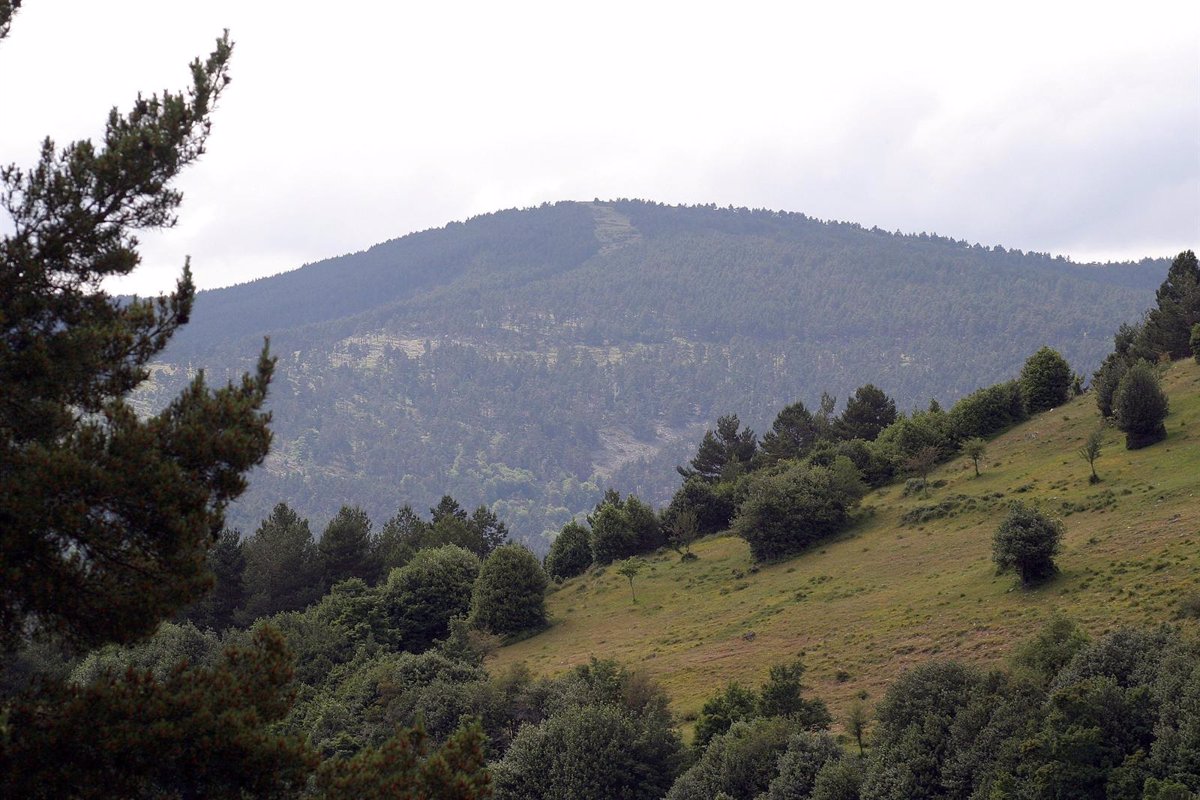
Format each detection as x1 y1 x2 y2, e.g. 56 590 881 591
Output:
491 360 1200 735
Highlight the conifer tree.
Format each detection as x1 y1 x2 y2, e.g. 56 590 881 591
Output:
1113 360 1170 449
318 505 375 588
1140 250 1200 360
760 402 821 463
835 384 897 442
0 15 272 651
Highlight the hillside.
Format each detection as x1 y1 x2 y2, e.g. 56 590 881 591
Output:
492 359 1200 730
141 200 1169 544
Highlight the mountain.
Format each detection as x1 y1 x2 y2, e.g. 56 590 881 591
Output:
494 359 1200 726
141 200 1168 545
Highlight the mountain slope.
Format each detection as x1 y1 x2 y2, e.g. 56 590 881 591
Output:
492 360 1200 728
143 200 1169 542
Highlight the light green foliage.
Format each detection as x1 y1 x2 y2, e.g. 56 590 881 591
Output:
1020 346 1073 413
1011 615 1089 686
732 463 856 562
544 520 593 579
1113 359 1170 449
1078 428 1103 482
961 437 987 477
616 558 644 602
590 502 638 565
992 502 1063 585
70 621 221 686
667 717 795 800
766 732 845 800
379 545 481 652
470 544 548 636
0 26 273 651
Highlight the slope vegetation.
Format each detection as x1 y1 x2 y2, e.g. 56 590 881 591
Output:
493 360 1200 727
143 201 1167 543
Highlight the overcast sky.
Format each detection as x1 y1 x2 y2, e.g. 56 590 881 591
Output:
1 0 1197 295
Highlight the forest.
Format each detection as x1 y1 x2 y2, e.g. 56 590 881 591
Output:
2 3 1199 797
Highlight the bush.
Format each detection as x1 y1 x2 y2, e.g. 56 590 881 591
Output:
667 717 795 800
1093 355 1130 418
544 520 592 580
950 380 1027 439
765 732 844 800
590 502 638 565
992 503 1063 585
379 545 480 652
470 544 548 636
1020 346 1072 414
694 683 759 749
1192 323 1200 364
666 476 736 536
1113 360 1169 449
731 463 855 562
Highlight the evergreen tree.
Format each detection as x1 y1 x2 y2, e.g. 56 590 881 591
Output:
544 520 593 579
318 505 375 588
469 504 510 556
1140 250 1200 360
373 504 429 575
241 503 322 621
1191 322 1200 364
470 544 548 636
1019 346 1072 413
678 414 757 481
181 528 246 631
835 384 897 442
0 24 272 651
992 502 1063 585
1113 359 1170 449
589 501 637 565
760 401 820 463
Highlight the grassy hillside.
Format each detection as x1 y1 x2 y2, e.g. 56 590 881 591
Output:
493 359 1200 733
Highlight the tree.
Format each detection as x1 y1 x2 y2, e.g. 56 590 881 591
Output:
835 384 897 442
372 504 428 577
1093 355 1130 418
470 544 547 636
240 503 322 621
902 444 941 498
961 437 986 477
469 504 510 557
992 502 1063 585
0 24 273 651
758 660 831 729
732 463 854 562
589 500 637 565
544 520 593 580
665 476 736 537
1113 359 1170 449
692 682 762 749
667 509 700 559
760 401 821 463
1192 322 1200 364
181 527 246 631
379 545 481 653
678 414 757 481
765 732 844 800
1078 428 1103 483
616 558 643 603
1140 250 1200 360
1020 346 1072 414
846 699 869 756
318 505 374 588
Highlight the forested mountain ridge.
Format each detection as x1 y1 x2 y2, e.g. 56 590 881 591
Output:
141 201 1168 544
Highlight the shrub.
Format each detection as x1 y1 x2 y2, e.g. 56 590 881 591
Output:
544 520 592 580
992 503 1063 585
1112 360 1169 449
1192 323 1200 364
732 463 854 562
1093 355 1129 418
666 476 737 536
1020 346 1072 413
694 682 759 749
470 544 548 636
950 380 1026 439
667 717 795 800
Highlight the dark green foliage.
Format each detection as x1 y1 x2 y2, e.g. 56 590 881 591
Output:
810 758 865 800
469 505 511 557
241 503 323 621
371 504 427 576
1093 354 1130 418
590 502 638 565
1113 360 1170 449
1011 615 1090 686
0 627 316 799
181 527 247 631
666 476 737 536
319 506 375 588
876 409 955 462
836 384 898 442
380 545 481 652
0 29 274 651
1191 323 1200 363
313 722 492 800
694 682 760 749
765 732 845 800
1020 346 1072 413
667 717 796 800
680 414 758 481
949 379 1027 439
544 520 593 579
992 502 1063 585
470 544 547 636
759 660 832 730
761 401 821 463
732 463 856 562
1139 250 1200 360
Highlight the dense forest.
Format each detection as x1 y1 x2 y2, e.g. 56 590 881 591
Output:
139 200 1169 548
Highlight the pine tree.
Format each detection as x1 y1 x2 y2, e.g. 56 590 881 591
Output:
678 414 757 481
0 18 273 651
318 505 375 588
835 384 897 442
241 503 322 621
1140 250 1200 360
760 402 820 463
1112 360 1170 449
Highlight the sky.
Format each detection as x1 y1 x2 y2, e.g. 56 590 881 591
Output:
1 0 1197 295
